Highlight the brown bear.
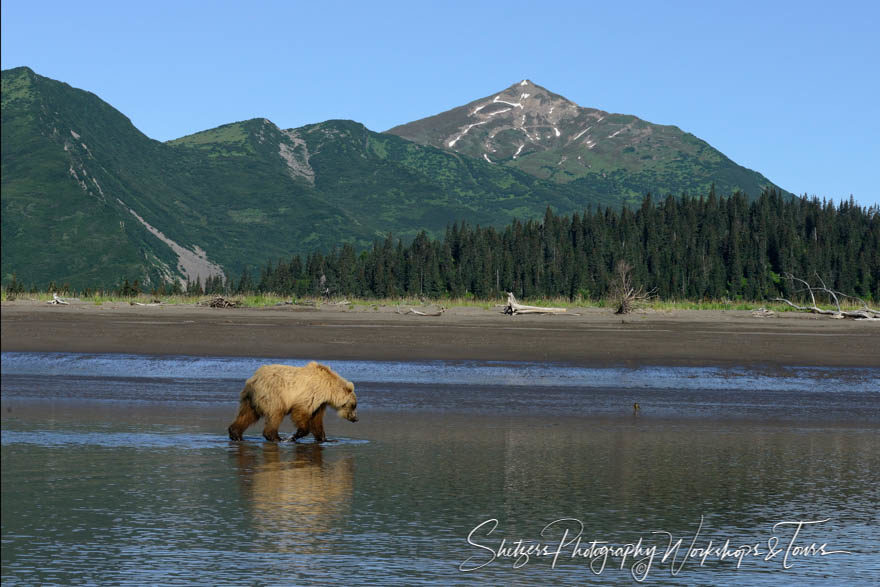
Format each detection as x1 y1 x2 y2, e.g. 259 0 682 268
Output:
227 362 358 442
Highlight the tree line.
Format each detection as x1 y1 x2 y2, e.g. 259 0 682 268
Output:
7 189 877 302
242 190 878 302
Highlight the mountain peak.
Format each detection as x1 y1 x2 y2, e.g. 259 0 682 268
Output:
388 79 599 165
387 81 780 198
1 66 36 79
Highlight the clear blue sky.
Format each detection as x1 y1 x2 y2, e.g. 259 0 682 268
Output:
3 0 878 207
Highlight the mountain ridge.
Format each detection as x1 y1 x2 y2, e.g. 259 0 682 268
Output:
2 67 786 289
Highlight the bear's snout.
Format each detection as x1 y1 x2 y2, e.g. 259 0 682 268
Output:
348 413 358 422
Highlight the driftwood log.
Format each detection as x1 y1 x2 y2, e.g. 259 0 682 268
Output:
47 293 69 305
774 273 879 320
503 293 566 315
406 307 445 316
200 296 240 309
396 305 446 316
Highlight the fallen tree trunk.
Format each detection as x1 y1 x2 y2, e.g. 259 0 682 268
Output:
503 293 566 315
774 298 878 320
407 307 445 316
774 273 879 320
396 305 445 316
47 293 69 305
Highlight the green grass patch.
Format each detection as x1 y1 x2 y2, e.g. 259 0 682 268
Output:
3 287 871 315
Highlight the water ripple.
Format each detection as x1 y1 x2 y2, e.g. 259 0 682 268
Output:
2 351 877 392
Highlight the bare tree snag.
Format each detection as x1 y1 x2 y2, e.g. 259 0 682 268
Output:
503 293 567 315
610 261 655 315
774 273 879 320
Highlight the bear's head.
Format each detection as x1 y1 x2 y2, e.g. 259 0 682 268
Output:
337 380 358 422
314 363 359 423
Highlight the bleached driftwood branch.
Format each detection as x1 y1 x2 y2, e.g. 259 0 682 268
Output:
47 293 69 305
396 305 445 316
774 273 879 320
503 292 566 315
407 307 445 316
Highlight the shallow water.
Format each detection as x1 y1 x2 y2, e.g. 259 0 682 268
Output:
2 352 879 584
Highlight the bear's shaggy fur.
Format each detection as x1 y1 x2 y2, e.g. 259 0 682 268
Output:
227 362 358 442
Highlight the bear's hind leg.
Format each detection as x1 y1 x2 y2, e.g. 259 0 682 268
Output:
290 409 311 441
262 412 284 442
309 408 327 443
228 400 259 441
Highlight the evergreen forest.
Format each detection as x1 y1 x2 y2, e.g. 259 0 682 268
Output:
240 190 879 303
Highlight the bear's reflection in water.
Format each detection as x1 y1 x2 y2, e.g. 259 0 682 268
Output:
234 443 353 552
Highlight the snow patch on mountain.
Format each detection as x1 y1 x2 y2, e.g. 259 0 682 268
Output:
572 127 591 141
448 121 487 147
493 95 523 109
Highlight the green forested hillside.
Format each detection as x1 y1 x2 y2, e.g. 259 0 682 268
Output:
3 67 791 290
1 66 181 286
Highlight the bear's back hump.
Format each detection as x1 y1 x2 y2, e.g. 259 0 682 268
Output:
251 364 302 384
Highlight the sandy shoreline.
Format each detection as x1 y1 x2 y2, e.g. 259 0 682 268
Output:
2 300 877 368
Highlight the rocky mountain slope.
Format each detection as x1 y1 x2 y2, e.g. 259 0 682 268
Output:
387 80 780 204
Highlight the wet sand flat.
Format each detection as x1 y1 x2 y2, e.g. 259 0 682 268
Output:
4 389 879 585
3 313 879 584
2 301 877 367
